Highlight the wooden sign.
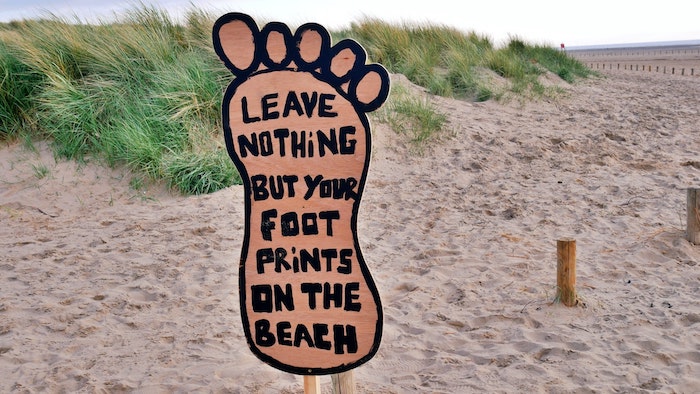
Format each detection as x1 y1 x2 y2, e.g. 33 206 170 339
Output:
213 13 389 375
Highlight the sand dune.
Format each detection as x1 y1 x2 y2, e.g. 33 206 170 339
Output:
1 52 699 392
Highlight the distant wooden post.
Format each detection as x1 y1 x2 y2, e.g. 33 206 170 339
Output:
556 239 577 306
687 188 700 244
332 371 355 393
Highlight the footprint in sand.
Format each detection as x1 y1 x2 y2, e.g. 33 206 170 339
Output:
213 13 388 375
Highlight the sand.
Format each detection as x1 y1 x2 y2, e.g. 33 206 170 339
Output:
571 44 700 76
1 50 699 393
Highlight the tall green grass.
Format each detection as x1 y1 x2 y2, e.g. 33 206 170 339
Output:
0 7 236 194
338 21 595 101
376 84 448 149
0 7 594 195
0 37 42 137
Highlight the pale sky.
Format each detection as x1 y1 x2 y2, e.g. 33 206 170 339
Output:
0 0 699 47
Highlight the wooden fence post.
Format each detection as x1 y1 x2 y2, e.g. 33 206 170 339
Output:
556 238 577 306
687 188 700 245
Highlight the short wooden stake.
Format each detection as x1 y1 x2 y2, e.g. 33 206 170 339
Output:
332 371 355 394
304 376 321 394
687 188 700 245
556 238 577 306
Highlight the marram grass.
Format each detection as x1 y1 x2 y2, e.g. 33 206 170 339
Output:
0 7 235 195
338 21 594 102
0 6 594 195
376 84 448 149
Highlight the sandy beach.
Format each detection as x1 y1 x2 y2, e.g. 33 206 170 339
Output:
570 44 700 77
1 48 699 392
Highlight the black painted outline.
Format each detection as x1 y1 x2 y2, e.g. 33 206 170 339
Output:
213 13 389 375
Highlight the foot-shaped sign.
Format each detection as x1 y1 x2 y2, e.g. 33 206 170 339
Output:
213 13 389 375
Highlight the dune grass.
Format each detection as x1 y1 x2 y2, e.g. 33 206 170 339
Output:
0 38 42 137
0 7 238 194
376 84 448 149
338 21 594 101
0 6 593 195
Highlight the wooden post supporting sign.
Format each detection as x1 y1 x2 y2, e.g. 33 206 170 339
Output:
304 375 321 394
332 371 355 393
213 12 389 387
